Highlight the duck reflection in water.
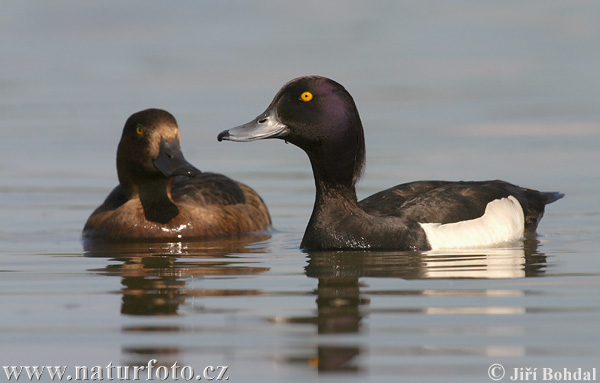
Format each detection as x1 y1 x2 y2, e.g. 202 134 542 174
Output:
84 236 270 367
85 236 271 316
285 236 547 373
84 235 546 374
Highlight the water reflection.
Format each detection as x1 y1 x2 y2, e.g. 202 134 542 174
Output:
293 237 546 372
85 236 271 316
305 236 546 280
84 235 270 368
83 236 547 373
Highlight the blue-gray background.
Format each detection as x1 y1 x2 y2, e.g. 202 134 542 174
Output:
1 2 599 382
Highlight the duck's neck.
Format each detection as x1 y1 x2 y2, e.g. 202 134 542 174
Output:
300 156 363 249
308 150 359 205
307 142 358 187
313 176 358 208
123 177 180 224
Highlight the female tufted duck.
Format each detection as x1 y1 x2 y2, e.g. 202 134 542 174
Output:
218 76 562 251
84 109 271 240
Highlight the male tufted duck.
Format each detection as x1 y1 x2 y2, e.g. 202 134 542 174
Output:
217 76 562 251
84 109 271 240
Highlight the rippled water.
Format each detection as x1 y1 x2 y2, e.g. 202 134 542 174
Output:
1 2 600 382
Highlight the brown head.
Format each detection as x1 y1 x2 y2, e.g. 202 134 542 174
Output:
116 108 201 199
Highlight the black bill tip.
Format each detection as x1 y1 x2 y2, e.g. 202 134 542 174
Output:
217 130 230 142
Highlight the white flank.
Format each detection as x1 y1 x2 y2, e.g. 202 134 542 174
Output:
419 196 525 250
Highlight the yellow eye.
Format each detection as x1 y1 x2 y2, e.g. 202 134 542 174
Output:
136 125 144 135
300 91 313 102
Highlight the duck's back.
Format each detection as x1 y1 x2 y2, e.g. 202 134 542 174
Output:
359 180 561 232
83 172 271 240
172 172 272 236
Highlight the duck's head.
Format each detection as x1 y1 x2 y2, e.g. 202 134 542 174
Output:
117 109 200 196
218 76 366 187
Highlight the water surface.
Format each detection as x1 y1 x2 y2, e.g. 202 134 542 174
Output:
1 2 599 382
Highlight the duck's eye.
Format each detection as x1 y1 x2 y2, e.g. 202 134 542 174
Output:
300 91 313 102
136 125 144 136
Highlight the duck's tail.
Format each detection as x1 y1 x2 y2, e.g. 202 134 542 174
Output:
522 189 563 233
542 192 564 205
